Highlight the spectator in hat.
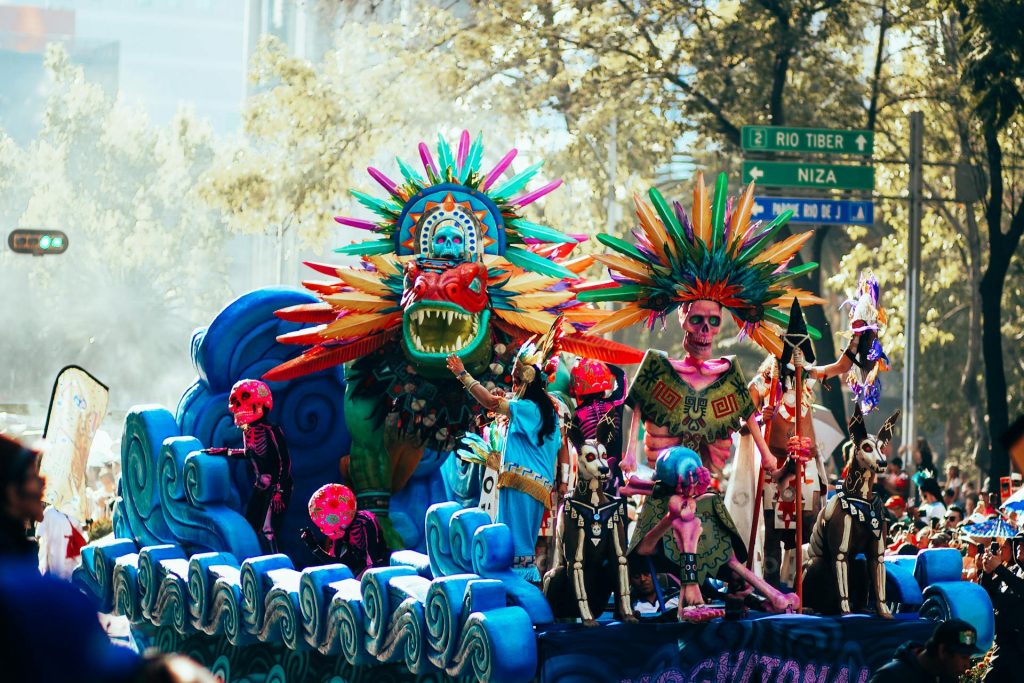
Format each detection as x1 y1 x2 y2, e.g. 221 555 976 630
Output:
870 618 984 682
0 435 45 560
979 531 1024 682
884 495 908 527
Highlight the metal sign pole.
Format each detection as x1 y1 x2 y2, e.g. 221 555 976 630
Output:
902 111 924 453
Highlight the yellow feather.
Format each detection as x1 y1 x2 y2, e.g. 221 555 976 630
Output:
321 312 401 340
728 182 756 249
503 273 561 293
593 254 655 285
562 308 613 324
493 308 558 334
754 230 814 265
633 194 673 262
764 289 827 307
322 291 393 312
512 290 577 310
334 269 393 296
748 324 784 358
587 305 652 335
365 254 401 277
692 171 711 245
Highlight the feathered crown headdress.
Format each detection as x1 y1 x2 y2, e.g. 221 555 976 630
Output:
263 131 644 381
514 315 562 395
578 172 825 356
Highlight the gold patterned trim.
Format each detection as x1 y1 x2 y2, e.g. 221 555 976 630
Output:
497 466 553 509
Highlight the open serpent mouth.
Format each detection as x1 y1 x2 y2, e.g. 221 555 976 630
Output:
405 305 483 355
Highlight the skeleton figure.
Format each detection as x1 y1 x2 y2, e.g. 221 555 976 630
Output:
205 380 293 554
300 483 390 578
543 416 636 626
803 406 900 616
623 300 776 574
570 359 627 493
627 447 799 621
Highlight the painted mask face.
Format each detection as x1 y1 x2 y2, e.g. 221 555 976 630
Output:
577 441 610 483
681 300 723 361
848 407 900 474
228 379 273 427
430 223 466 260
308 483 357 540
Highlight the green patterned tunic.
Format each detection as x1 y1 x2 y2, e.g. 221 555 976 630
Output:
625 350 753 578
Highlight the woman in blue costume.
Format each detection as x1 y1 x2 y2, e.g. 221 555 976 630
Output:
446 326 561 580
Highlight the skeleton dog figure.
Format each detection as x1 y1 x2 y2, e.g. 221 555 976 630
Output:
543 416 636 626
803 406 900 616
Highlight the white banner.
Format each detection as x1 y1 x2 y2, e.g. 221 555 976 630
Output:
41 366 109 520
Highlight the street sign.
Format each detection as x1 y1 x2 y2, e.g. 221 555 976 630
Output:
742 160 874 191
742 126 874 156
752 196 874 226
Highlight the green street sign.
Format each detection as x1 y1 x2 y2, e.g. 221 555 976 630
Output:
742 160 874 191
742 126 874 156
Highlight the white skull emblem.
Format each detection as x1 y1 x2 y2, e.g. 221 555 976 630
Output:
681 300 723 361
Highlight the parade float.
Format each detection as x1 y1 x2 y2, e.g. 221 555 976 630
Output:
74 133 994 682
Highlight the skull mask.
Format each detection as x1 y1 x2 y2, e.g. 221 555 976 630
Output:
308 483 357 540
430 223 466 260
228 379 273 427
681 300 723 361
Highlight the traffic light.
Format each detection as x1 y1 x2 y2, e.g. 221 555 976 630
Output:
7 229 69 255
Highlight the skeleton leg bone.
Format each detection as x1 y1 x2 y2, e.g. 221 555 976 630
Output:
835 514 852 613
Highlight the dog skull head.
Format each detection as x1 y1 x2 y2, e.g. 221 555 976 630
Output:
578 441 610 483
848 406 901 474
681 300 723 361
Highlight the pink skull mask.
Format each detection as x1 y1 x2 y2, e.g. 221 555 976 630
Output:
228 379 273 427
681 300 723 361
308 484 357 540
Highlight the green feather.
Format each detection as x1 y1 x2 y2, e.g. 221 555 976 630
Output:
647 188 693 259
334 239 395 256
595 233 648 263
772 261 819 283
504 245 577 279
763 309 823 341
509 220 575 244
576 285 646 303
736 211 793 263
710 172 729 250
490 161 543 199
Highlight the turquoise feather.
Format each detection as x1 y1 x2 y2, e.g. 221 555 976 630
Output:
504 245 577 279
396 157 426 187
461 133 484 183
334 239 395 256
509 220 575 244
490 161 544 199
436 133 455 178
351 189 401 218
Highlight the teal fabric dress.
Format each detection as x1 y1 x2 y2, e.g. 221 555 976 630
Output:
496 398 560 578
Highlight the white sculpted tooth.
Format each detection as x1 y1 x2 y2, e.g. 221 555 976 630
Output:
446 310 454 324
456 336 464 348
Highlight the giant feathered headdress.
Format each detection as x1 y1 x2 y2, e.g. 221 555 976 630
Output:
578 172 825 356
263 130 643 381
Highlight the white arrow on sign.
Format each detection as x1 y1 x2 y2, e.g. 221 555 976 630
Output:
855 134 867 152
748 166 764 181
752 201 765 217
